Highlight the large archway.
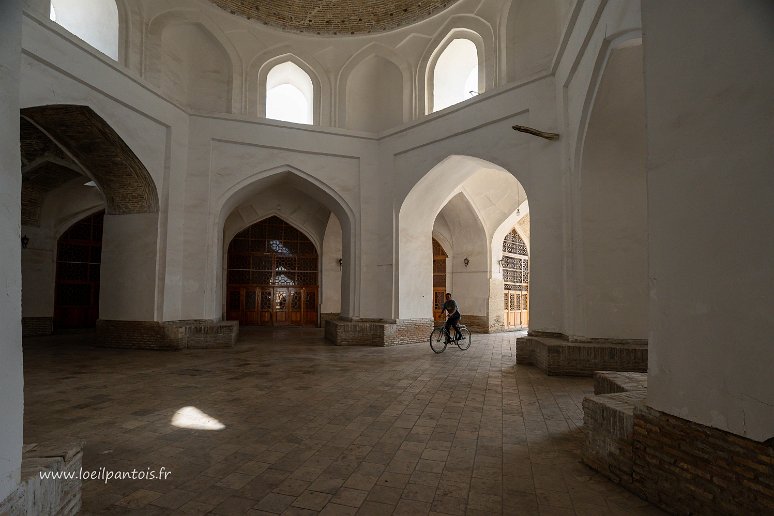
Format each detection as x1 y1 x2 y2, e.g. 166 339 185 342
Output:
398 155 527 332
226 216 319 326
213 166 357 325
19 105 159 337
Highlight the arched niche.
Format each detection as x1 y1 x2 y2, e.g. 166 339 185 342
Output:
144 10 240 114
338 43 412 131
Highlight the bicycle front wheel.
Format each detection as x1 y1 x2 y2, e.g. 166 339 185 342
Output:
456 327 472 350
430 327 447 353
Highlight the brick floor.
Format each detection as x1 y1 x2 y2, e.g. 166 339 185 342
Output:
22 328 664 515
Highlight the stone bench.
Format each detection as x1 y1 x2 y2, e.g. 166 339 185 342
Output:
515 335 647 376
96 319 239 350
325 318 434 346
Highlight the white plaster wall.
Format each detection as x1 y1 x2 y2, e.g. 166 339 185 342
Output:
505 0 574 83
643 0 774 441
160 22 232 113
554 0 642 339
0 0 23 502
578 43 647 340
344 55 404 133
321 214 343 315
99 213 160 321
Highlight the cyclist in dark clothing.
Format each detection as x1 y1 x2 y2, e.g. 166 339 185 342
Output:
443 293 463 341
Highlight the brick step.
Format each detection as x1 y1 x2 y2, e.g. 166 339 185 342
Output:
593 371 648 394
582 390 646 486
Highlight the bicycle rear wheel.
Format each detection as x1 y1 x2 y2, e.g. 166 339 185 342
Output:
456 327 472 350
430 327 447 353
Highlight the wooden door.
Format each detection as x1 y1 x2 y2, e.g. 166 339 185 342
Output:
289 289 303 325
433 289 447 322
244 288 259 325
273 288 289 325
54 211 103 329
303 289 318 326
258 288 273 325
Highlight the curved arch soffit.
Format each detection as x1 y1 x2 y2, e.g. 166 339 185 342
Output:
21 104 159 216
337 42 413 126
215 165 355 243
55 204 106 240
575 30 642 175
418 15 495 114
249 47 330 123
399 154 527 224
144 9 241 110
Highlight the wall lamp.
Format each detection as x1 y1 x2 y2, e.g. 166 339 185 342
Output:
337 258 343 270
21 235 29 249
464 257 470 268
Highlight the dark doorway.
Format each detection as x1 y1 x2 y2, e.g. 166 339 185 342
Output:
226 216 319 326
54 211 104 329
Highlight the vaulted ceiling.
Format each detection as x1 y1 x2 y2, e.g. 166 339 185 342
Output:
207 0 461 35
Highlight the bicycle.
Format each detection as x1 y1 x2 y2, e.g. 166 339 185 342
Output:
430 323 472 353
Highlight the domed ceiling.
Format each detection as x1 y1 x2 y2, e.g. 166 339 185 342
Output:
208 0 462 35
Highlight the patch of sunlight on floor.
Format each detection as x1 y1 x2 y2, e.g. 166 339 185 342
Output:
171 406 225 430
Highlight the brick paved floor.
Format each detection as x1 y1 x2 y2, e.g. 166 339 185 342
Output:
23 328 663 515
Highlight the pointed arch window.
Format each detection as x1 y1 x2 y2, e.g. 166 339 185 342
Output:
266 61 314 125
49 0 119 60
432 38 479 112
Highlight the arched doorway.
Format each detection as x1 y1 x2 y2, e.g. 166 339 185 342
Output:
54 211 104 329
226 216 319 326
502 228 529 328
432 238 448 322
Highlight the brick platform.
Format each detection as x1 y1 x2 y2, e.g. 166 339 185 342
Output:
593 371 648 395
583 374 774 515
632 405 774 515
21 316 52 337
516 335 647 376
0 441 83 516
325 318 434 346
96 319 238 350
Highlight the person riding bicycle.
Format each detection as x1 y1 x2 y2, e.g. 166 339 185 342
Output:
443 293 463 341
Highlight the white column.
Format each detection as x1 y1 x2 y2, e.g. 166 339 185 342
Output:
0 0 24 502
643 0 774 440
99 213 160 321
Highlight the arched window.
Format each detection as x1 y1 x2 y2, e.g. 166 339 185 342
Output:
266 61 314 125
502 229 529 328
49 0 119 60
432 38 479 112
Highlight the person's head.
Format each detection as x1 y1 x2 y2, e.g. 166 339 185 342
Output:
445 293 451 300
